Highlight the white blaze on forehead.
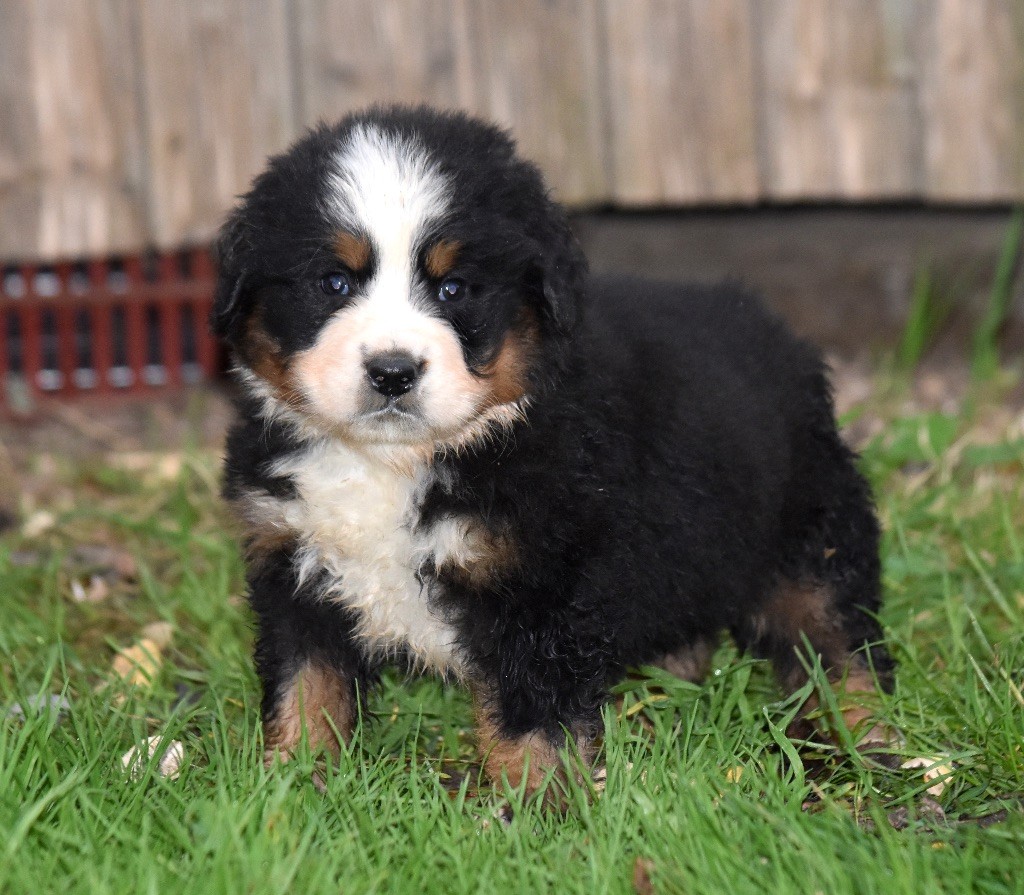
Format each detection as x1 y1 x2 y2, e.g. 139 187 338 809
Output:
328 124 451 285
288 123 486 442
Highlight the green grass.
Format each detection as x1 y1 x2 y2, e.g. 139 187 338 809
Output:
888 207 1022 382
894 263 954 375
2 385 1023 895
972 208 1024 382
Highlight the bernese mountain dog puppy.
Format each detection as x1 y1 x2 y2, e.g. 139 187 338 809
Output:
215 105 894 803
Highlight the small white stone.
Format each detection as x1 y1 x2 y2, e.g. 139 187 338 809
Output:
121 736 184 781
157 740 185 779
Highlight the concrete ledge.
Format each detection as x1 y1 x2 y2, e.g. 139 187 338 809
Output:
571 207 1024 357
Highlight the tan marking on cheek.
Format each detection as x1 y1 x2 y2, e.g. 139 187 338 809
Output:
424 239 461 278
264 662 354 764
241 317 304 406
476 309 541 408
334 230 372 272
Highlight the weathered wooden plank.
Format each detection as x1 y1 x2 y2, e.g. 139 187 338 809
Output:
6 0 1024 267
920 0 1024 201
138 0 297 248
0 0 148 261
754 0 924 200
293 0 469 122
294 0 609 204
0 4 41 260
457 0 608 204
602 0 761 204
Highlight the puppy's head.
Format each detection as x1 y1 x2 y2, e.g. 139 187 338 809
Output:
215 106 585 449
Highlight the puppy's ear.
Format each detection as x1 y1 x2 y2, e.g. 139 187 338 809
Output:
211 212 251 341
535 203 587 337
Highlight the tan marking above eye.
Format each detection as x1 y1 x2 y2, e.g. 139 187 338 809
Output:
334 231 372 272
424 239 462 278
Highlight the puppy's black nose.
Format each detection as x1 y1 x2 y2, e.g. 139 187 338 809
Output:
365 353 422 398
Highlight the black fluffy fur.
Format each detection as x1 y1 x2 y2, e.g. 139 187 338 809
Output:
218 105 893 763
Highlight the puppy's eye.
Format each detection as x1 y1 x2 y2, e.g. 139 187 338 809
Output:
437 277 466 302
320 271 352 296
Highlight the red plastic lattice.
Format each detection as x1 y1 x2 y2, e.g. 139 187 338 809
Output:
1 248 219 413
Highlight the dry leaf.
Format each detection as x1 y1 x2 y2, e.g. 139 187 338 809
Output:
624 693 668 717
86 575 110 602
726 765 744 783
106 621 174 692
901 754 954 797
7 694 71 722
632 857 656 895
22 510 56 539
489 803 514 827
106 451 183 483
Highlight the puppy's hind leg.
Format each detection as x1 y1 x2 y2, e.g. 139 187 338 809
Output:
743 579 894 750
741 453 897 751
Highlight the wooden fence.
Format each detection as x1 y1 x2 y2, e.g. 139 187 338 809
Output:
1 0 1023 262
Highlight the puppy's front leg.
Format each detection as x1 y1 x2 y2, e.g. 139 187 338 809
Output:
249 552 366 766
472 682 598 809
467 613 607 808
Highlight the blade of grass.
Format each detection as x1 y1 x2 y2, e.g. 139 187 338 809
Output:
972 207 1024 381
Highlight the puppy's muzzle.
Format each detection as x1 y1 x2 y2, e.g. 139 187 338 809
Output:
365 352 423 398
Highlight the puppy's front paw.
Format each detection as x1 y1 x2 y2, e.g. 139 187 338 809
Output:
262 661 355 762
477 726 594 811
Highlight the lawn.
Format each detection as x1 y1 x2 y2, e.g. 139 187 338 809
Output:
1 372 1022 895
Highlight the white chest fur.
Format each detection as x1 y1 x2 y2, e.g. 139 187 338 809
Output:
269 441 472 676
